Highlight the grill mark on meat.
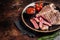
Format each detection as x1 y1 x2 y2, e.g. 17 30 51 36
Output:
40 16 51 23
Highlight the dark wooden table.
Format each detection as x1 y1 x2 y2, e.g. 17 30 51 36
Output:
0 0 38 40
0 0 60 40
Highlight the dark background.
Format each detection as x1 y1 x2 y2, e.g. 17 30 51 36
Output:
0 0 60 40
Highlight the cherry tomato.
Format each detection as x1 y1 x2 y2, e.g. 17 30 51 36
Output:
35 3 39 7
26 7 35 14
35 3 43 12
35 3 40 11
39 3 43 8
36 6 41 11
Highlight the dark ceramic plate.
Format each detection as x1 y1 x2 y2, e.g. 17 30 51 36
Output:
21 1 60 33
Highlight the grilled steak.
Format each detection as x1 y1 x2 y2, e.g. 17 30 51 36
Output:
30 17 51 30
36 3 60 25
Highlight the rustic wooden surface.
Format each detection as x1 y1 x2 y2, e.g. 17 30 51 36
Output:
0 0 38 40
0 0 60 40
